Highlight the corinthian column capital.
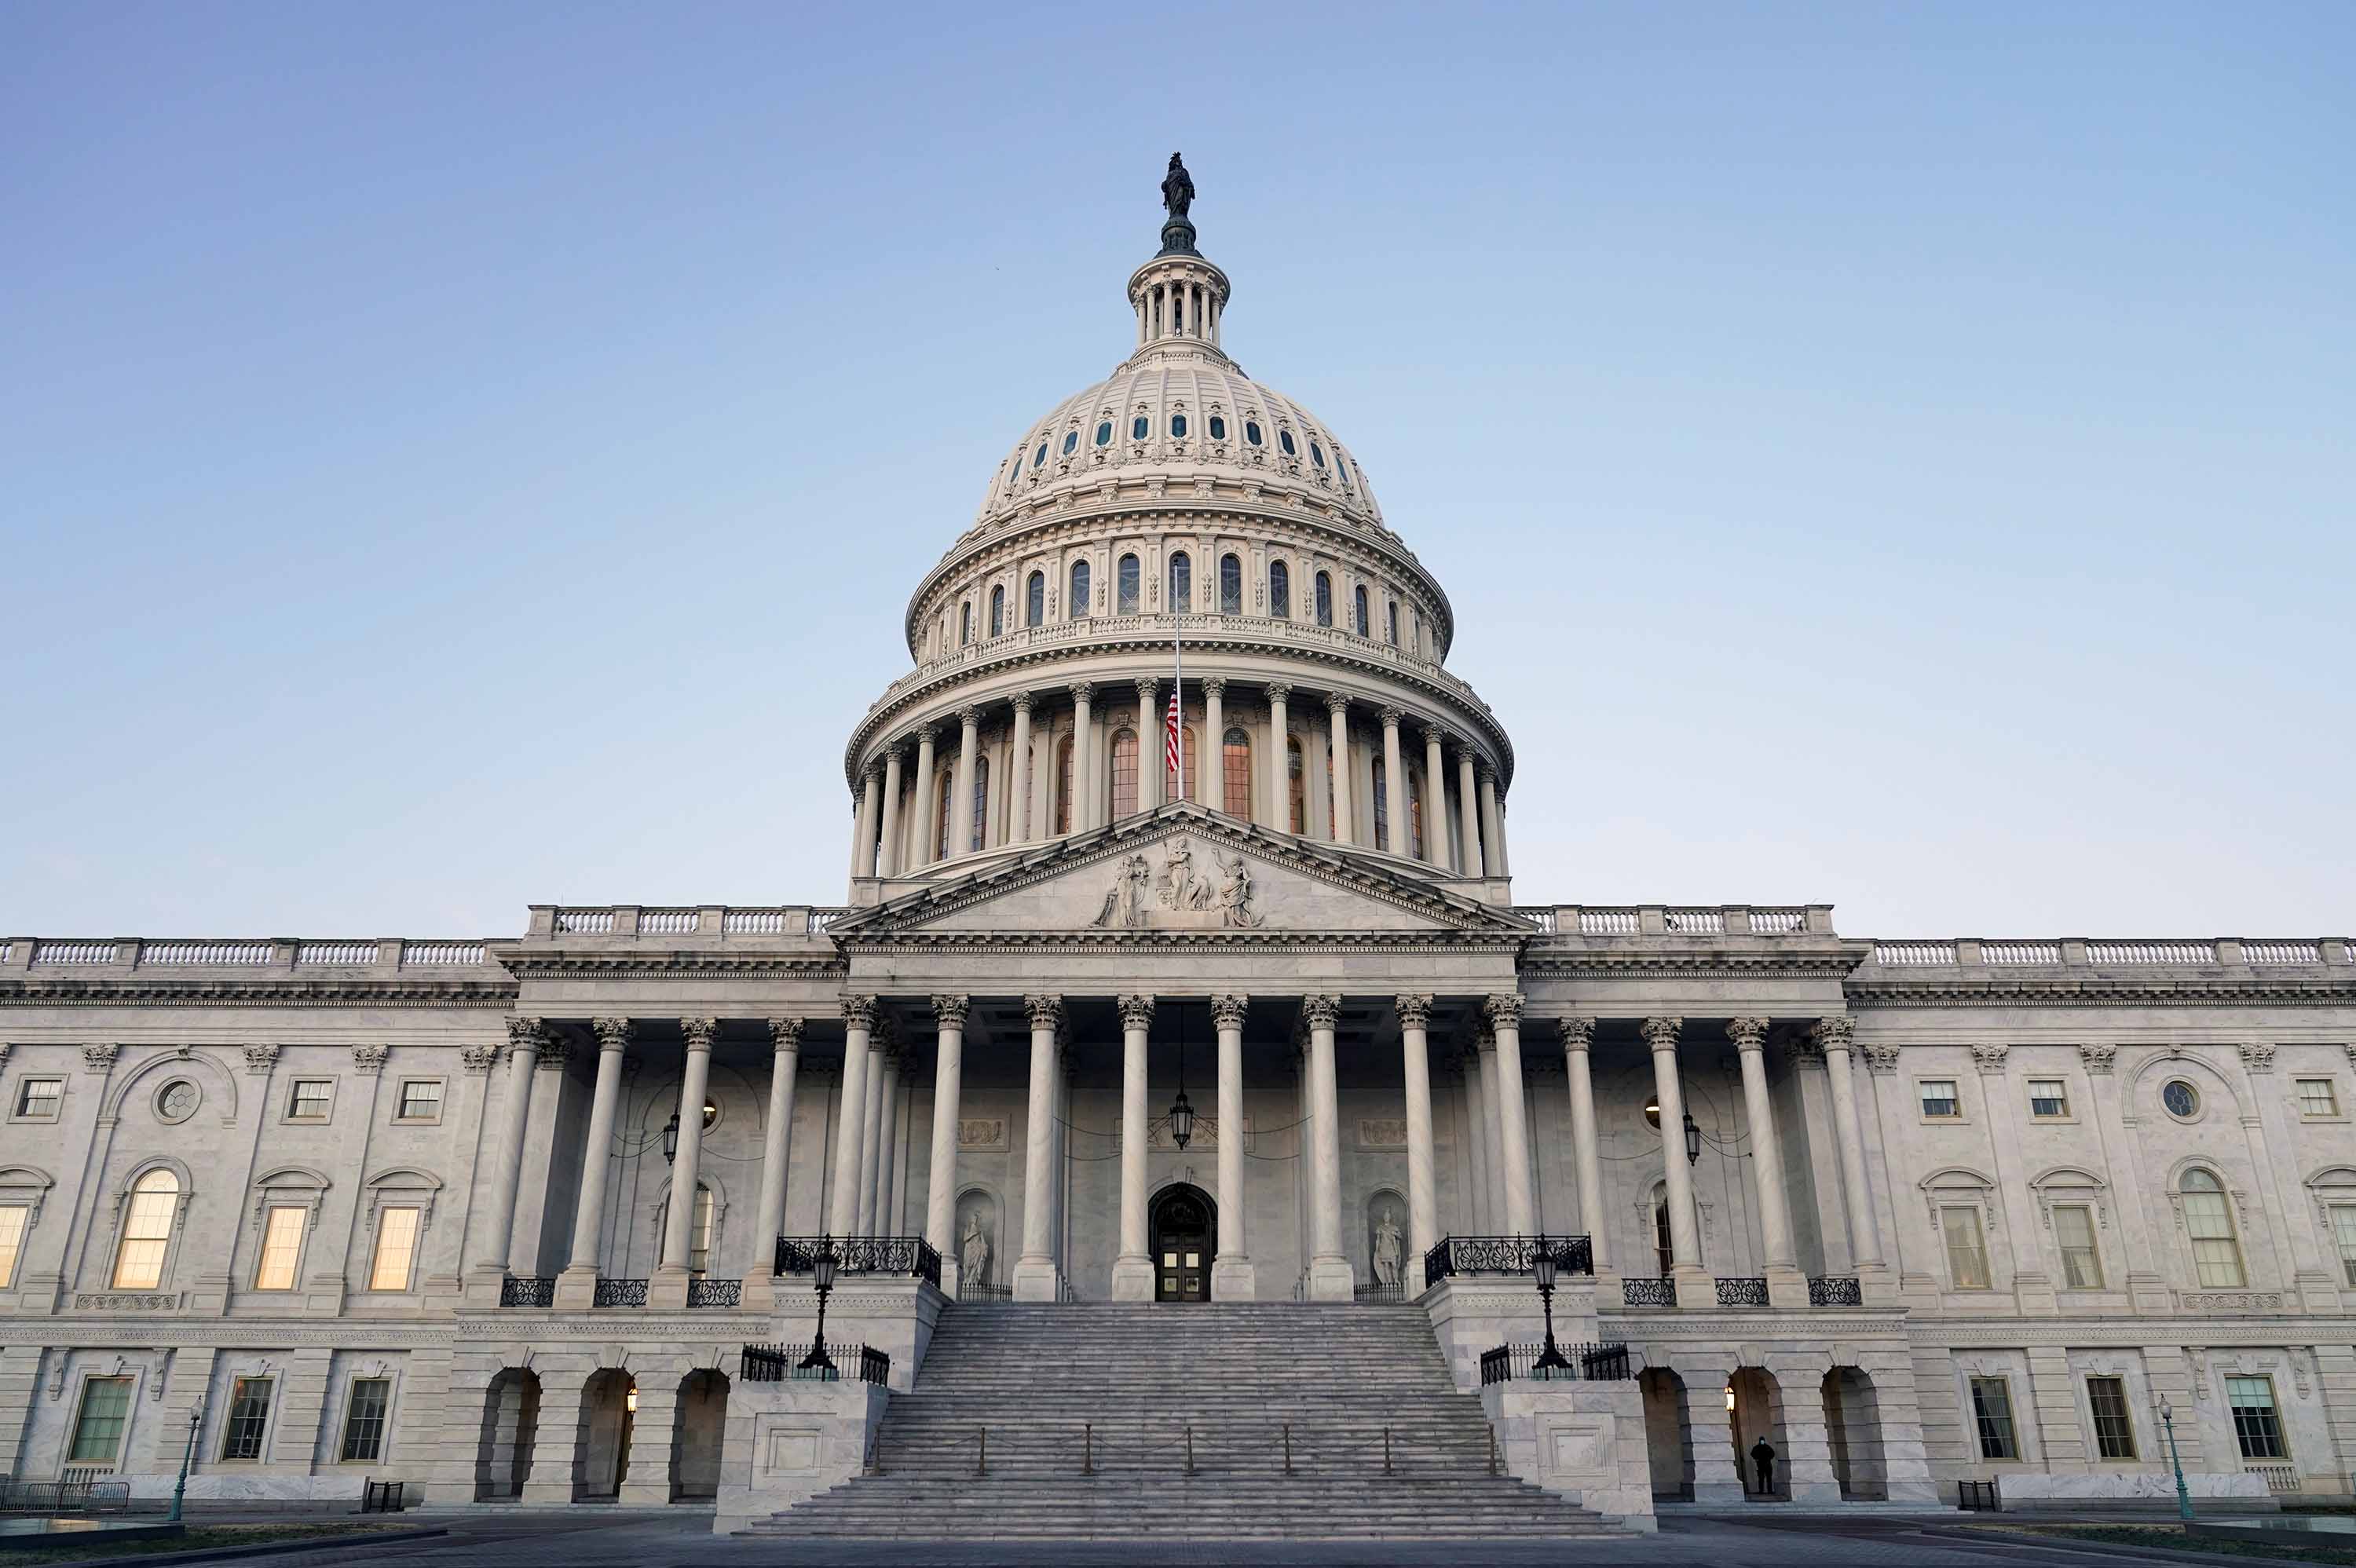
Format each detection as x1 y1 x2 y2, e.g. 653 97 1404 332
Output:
1393 994 1432 1029
768 1017 805 1052
1726 1017 1770 1052
591 1017 632 1053
1210 993 1249 1030
681 1017 720 1053
1639 1017 1683 1054
931 995 971 1029
1560 1017 1597 1053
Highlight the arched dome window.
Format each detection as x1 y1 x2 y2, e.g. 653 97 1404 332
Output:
1026 572 1045 627
1334 449 1350 485
1070 561 1091 620
1223 727 1253 818
1372 758 1390 849
1132 415 1150 440
1062 431 1078 456
1269 561 1290 620
960 603 972 645
1386 601 1400 646
935 766 956 858
2181 1168 2245 1288
1110 729 1140 820
114 1168 179 1290
970 755 990 854
1033 441 1048 469
1315 572 1333 627
1169 552 1191 614
1170 414 1188 439
1096 420 1113 447
1279 429 1297 457
1054 735 1074 834
990 586 1004 638
1209 415 1227 440
1353 586 1370 638
1220 554 1242 616
1407 767 1424 857
1286 735 1307 833
1309 441 1326 468
1245 420 1264 446
1118 554 1140 615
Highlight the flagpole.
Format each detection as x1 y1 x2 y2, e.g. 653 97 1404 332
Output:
1173 610 1184 804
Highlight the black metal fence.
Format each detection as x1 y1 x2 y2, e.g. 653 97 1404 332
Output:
1808 1276 1862 1307
1958 1478 2002 1511
1714 1277 1769 1307
360 1478 406 1513
774 1236 943 1288
687 1277 742 1308
1422 1234 1594 1283
957 1279 1014 1304
499 1274 555 1307
1352 1280 1407 1305
1478 1343 1635 1385
0 1477 133 1514
1622 1276 1677 1308
593 1277 648 1308
742 1342 891 1385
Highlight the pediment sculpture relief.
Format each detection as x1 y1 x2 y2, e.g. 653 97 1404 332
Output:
1092 834 1263 930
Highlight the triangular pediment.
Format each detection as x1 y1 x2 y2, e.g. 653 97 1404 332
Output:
832 805 1537 941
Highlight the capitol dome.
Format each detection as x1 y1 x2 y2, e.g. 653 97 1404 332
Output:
845 160 1516 896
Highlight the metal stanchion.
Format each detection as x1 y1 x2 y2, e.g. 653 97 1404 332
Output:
1082 1422 1093 1475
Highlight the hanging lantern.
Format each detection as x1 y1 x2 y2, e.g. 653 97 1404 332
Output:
663 1110 681 1165
1169 1086 1194 1150
1683 1112 1702 1167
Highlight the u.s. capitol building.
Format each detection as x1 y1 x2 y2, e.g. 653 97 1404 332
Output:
4 162 2351 1534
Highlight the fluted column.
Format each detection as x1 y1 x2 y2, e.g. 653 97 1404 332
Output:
1397 996 1438 1295
1729 1018 1806 1307
1209 994 1255 1299
740 1017 802 1310
1136 679 1162 811
924 997 968 1288
1484 996 1535 1236
554 1018 630 1306
1304 995 1352 1299
951 707 981 857
1264 683 1291 828
652 1017 717 1307
1462 1047 1494 1231
855 1029 889 1235
1377 707 1406 854
1455 744 1483 875
1474 1027 1506 1227
1068 683 1096 832
1325 696 1354 845
1813 1018 1885 1291
1643 1017 1710 1299
1199 678 1225 810
1013 995 1063 1299
1476 763 1504 879
912 726 940 865
1421 728 1447 868
870 1043 903 1235
1007 693 1033 844
1111 994 1156 1299
851 767 882 880
1561 1019 1610 1274
827 997 876 1235
876 745 906 877
474 1018 544 1289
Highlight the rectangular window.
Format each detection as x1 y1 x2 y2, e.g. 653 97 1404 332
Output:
1969 1376 2018 1460
2054 1204 2103 1289
1919 1080 1960 1119
254 1206 306 1291
67 1376 134 1465
368 1207 420 1292
394 1080 441 1121
2086 1376 2137 1460
340 1378 391 1462
16 1078 63 1118
0 1204 27 1288
1942 1205 1991 1289
2332 1204 2356 1288
2226 1376 2285 1460
287 1080 332 1120
2296 1079 2340 1117
221 1376 273 1461
2029 1079 2069 1117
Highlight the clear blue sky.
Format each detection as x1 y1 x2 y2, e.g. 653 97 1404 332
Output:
5 3 2349 941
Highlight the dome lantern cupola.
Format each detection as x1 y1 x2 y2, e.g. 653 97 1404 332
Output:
1130 151 1228 351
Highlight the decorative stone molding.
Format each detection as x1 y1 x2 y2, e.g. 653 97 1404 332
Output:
2077 1044 2116 1074
459 1044 499 1074
957 1118 1006 1150
1725 1017 1769 1052
75 1292 180 1312
1968 1043 2010 1075
1639 1018 1682 1054
1393 994 1432 1029
1359 1117 1407 1148
1210 993 1249 1029
82 1042 119 1074
2236 1042 2275 1074
1116 994 1156 1029
1788 1037 1826 1069
240 1042 279 1076
2180 1292 2285 1313
768 1016 804 1051
352 1044 390 1076
1023 993 1064 1030
1301 994 1341 1030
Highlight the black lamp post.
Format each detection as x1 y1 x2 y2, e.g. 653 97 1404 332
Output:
1531 1243 1573 1376
662 1110 681 1165
2159 1398 2194 1522
1682 1113 1702 1167
1168 1004 1194 1150
799 1235 840 1375
168 1403 201 1522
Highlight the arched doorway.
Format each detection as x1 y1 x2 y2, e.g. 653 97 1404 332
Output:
672 1370 729 1500
1638 1368 1693 1500
474 1369 540 1501
574 1369 635 1501
1729 1366 1789 1500
1824 1367 1885 1500
1150 1184 1216 1301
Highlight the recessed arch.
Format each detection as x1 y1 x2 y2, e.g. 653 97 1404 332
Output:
103 1048 239 1128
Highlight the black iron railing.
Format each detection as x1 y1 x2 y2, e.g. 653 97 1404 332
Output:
1808 1275 1862 1307
1353 1280 1407 1304
1422 1234 1594 1283
1622 1276 1677 1307
687 1277 742 1308
1715 1277 1769 1307
360 1478 406 1513
743 1341 891 1385
1478 1342 1635 1385
1958 1478 2001 1511
593 1277 648 1308
774 1235 942 1287
957 1279 1014 1303
0 1478 132 1515
500 1274 556 1308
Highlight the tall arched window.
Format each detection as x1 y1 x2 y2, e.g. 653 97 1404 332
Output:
1222 727 1253 817
960 603 972 645
990 586 1004 638
1117 554 1141 614
1169 552 1191 613
1385 601 1399 646
1054 735 1074 833
1372 758 1390 848
1269 561 1290 620
1110 729 1140 819
113 1169 178 1289
1407 768 1424 857
1286 736 1307 833
1070 561 1091 619
935 766 955 857
1315 572 1333 627
1027 572 1045 627
2181 1168 2245 1288
1652 1183 1673 1277
971 755 990 853
1353 585 1370 637
1220 553 1242 615
689 1184 715 1276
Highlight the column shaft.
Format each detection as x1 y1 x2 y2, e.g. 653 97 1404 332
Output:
1644 1018 1708 1295
1477 767 1505 878
1304 995 1352 1299
1486 997 1535 1235
1069 685 1095 832
1199 679 1224 810
851 769 881 880
1265 685 1291 828
827 1002 876 1236
1421 729 1447 867
1563 1022 1610 1270
755 1019 801 1259
1464 1051 1494 1232
482 1022 542 1277
660 1020 716 1274
1399 997 1438 1293
1378 708 1405 854
565 1022 628 1277
951 708 981 857
1007 697 1033 843
1326 699 1353 844
876 748 905 876
1112 996 1155 1299
925 1000 968 1279
913 729 940 864
1456 748 1483 875
1012 996 1062 1299
873 1049 903 1234
1211 995 1254 1299
1731 1019 1805 1305
1815 1021 1882 1270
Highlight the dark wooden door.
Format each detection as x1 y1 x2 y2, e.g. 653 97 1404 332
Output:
1152 1188 1215 1301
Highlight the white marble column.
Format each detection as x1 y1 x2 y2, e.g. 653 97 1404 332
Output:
1210 994 1255 1299
912 726 940 865
1068 683 1095 832
1485 996 1535 1236
851 767 881 880
477 1018 543 1287
1007 693 1033 844
741 1017 801 1310
1420 727 1447 868
555 1018 630 1307
653 1017 716 1308
1462 1048 1494 1232
872 1044 903 1234
1397 996 1438 1294
1378 707 1406 855
1325 696 1354 845
925 996 968 1288
1729 1018 1806 1307
1304 994 1353 1299
1264 683 1291 827
1561 1019 1610 1274
827 997 876 1236
1455 744 1483 875
1642 1017 1710 1300
1813 1018 1884 1285
951 706 981 857
1132 679 1158 812
1475 1029 1506 1228
1012 995 1063 1299
876 746 905 877
1112 994 1156 1299
1199 678 1224 810
1476 763 1505 878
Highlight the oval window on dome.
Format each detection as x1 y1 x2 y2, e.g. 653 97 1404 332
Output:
1096 421 1113 447
1062 430 1078 455
1333 450 1350 485
1132 415 1150 440
1245 420 1263 446
1209 415 1227 440
1170 414 1188 438
1278 429 1297 457
1033 442 1048 469
1309 441 1326 467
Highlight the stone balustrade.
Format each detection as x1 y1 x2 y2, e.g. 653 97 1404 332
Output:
1518 905 1834 940
522 905 847 941
1868 936 2351 969
3 937 488 970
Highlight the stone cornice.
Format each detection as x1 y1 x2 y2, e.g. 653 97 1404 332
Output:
0 978 517 1009
488 948 847 980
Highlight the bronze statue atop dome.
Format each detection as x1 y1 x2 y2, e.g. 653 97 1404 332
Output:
1162 152 1194 221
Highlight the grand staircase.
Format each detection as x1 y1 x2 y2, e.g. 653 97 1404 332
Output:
736 1302 1624 1540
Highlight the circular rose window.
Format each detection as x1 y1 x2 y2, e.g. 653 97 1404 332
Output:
2161 1079 2201 1120
155 1080 200 1123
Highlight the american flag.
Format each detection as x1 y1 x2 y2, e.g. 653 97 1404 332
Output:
1165 684 1183 780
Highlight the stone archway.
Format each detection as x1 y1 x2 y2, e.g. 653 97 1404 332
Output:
1824 1366 1885 1500
671 1369 728 1500
474 1369 540 1502
1637 1368 1693 1500
1730 1366 1789 1500
1149 1182 1216 1301
574 1369 635 1501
